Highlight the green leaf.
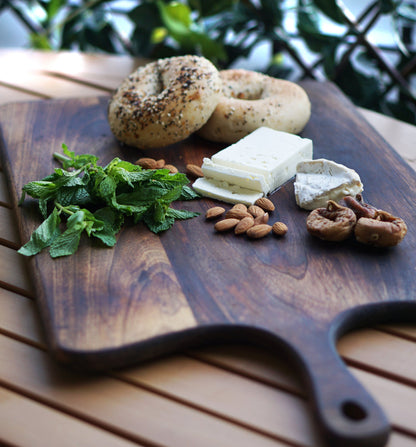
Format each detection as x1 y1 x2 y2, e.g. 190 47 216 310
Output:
55 186 91 207
297 0 341 53
21 180 57 200
54 145 98 170
49 227 83 258
188 0 236 17
310 0 347 24
92 207 123 247
18 208 61 256
47 0 66 21
98 175 117 201
259 0 283 28
180 185 200 200
379 0 400 14
144 214 175 233
29 33 52 50
49 210 87 258
157 0 227 60
158 1 193 36
166 208 200 220
335 57 383 107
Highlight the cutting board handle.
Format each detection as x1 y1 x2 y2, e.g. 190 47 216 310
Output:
286 326 390 446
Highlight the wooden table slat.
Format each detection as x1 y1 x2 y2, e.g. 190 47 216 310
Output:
0 245 33 296
0 287 42 344
0 171 12 206
0 205 20 247
380 325 416 340
0 385 143 447
338 329 416 386
0 334 293 447
0 49 145 78
0 83 46 105
0 71 110 100
352 369 416 436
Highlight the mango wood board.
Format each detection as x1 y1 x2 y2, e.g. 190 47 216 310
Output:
1 81 415 447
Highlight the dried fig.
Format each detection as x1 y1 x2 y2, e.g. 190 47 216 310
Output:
341 194 377 219
354 210 407 247
306 200 357 242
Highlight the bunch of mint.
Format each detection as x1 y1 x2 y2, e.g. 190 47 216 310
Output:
18 144 199 258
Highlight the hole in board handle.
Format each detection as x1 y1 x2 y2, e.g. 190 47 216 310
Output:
341 400 368 421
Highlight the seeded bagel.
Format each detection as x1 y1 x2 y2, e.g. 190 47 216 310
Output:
197 69 311 143
108 55 222 149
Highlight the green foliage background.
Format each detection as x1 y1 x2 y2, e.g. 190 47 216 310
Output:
2 0 415 123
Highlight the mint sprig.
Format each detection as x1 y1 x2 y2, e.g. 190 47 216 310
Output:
18 145 199 258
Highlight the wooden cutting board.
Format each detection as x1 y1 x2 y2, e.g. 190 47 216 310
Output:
1 81 415 447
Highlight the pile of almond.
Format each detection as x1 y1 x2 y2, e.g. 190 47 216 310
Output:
206 198 288 239
135 157 203 177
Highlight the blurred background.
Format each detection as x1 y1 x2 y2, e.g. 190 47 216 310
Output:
0 0 415 124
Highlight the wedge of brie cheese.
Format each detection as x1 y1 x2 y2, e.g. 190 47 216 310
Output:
195 127 313 204
294 159 363 210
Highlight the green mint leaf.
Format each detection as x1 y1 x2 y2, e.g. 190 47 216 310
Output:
55 186 91 207
98 175 117 201
180 185 200 200
158 185 183 203
19 146 201 257
91 207 122 247
22 180 57 200
18 207 61 256
55 144 98 170
49 210 87 258
144 214 175 233
49 227 84 258
166 208 200 220
152 200 169 223
115 185 170 207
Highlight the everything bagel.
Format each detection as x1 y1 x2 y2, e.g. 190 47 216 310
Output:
197 69 311 143
108 55 222 149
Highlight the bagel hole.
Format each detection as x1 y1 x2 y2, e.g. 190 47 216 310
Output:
229 87 264 100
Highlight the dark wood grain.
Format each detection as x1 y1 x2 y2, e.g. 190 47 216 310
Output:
1 81 415 447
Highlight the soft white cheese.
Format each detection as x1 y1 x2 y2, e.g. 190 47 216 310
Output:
207 127 313 195
201 158 268 192
192 177 263 205
196 127 313 204
294 159 363 210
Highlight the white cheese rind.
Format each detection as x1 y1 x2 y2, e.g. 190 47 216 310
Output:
294 159 363 210
192 177 263 205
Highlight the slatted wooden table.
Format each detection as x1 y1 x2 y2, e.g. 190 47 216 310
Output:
1 48 416 447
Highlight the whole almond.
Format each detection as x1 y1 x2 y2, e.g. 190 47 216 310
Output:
186 164 203 177
206 206 225 219
255 197 275 212
155 159 166 169
231 203 248 212
225 208 252 220
246 224 272 239
253 212 269 225
214 218 240 232
136 157 157 169
248 205 264 218
164 164 178 173
235 216 255 235
272 221 288 236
